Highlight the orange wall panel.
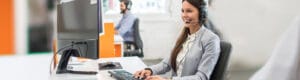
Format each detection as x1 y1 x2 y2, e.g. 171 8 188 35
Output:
99 22 115 58
0 0 14 55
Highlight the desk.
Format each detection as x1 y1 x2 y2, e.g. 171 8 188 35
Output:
114 34 124 57
51 57 147 80
0 54 146 80
0 54 52 80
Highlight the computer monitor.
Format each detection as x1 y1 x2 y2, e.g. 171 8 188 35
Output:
98 0 103 34
56 0 102 59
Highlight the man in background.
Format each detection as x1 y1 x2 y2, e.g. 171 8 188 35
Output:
115 0 138 50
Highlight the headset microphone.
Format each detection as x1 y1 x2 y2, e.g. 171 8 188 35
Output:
184 19 200 25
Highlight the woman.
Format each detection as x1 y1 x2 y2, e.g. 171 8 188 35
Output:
134 0 220 80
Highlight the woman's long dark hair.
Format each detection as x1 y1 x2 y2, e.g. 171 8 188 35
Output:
170 0 207 72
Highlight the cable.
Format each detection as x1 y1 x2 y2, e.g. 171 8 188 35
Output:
50 43 73 74
86 42 88 56
56 46 73 74
74 41 88 57
73 45 82 57
55 43 72 55
50 41 83 74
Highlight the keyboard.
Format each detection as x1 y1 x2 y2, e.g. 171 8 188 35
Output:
108 70 144 80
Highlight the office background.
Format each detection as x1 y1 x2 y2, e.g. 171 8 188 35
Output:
1 0 300 80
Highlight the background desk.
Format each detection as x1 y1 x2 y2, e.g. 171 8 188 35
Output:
114 34 124 57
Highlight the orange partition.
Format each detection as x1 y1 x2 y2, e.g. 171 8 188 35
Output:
0 0 14 55
99 22 115 58
114 44 122 57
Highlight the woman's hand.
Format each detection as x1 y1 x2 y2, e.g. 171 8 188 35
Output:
145 75 167 80
134 69 152 79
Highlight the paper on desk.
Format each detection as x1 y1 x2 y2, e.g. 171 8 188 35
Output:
67 57 98 72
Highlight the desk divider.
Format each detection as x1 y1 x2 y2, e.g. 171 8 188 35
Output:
0 0 14 55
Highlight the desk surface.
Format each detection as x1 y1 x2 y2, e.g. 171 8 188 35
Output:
0 54 52 80
0 54 146 80
114 34 123 42
51 56 147 80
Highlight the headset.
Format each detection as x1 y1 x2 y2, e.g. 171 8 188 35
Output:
199 0 208 25
127 0 132 10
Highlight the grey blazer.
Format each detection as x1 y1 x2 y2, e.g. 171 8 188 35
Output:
149 27 221 80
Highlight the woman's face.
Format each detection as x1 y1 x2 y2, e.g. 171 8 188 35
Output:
181 1 200 28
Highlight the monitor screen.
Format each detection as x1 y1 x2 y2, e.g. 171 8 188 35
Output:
57 0 99 40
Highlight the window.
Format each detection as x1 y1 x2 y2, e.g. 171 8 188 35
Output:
102 0 167 14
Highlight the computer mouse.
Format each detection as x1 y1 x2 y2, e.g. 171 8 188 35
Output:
102 62 116 68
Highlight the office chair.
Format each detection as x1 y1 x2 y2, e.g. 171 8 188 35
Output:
124 18 144 57
210 41 232 80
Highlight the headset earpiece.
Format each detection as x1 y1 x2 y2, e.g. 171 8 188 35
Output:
199 3 207 24
126 0 132 10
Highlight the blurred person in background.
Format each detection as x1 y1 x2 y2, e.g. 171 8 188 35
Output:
28 0 55 53
115 0 138 50
250 16 300 80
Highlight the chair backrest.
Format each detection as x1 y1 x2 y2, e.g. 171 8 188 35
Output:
132 18 143 49
210 41 232 80
123 18 144 57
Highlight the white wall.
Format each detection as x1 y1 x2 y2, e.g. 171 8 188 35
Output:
105 0 300 68
15 0 28 55
212 0 300 68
